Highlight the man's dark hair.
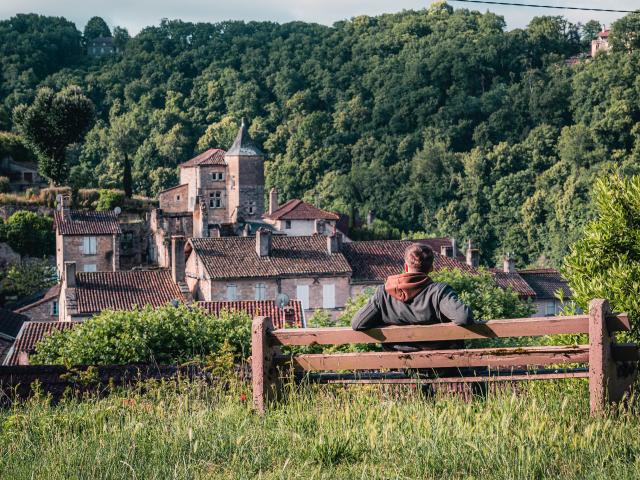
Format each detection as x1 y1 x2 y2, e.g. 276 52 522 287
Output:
404 243 434 273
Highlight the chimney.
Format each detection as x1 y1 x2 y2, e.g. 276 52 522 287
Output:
451 238 458 258
283 307 295 327
269 188 279 214
171 235 186 284
256 228 272 257
57 194 71 219
465 240 480 268
327 234 339 254
503 252 516 273
64 261 76 288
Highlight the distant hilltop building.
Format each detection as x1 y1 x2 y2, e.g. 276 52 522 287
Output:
87 36 116 57
592 29 610 57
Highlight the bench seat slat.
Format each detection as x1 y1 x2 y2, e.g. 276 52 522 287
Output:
279 345 589 371
271 314 629 346
315 371 590 384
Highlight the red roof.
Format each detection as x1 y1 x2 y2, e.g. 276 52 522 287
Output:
490 270 537 298
179 148 226 168
197 300 305 328
189 236 352 279
341 240 473 282
5 321 80 365
74 270 187 314
54 210 121 236
265 199 340 221
597 30 610 38
518 269 572 300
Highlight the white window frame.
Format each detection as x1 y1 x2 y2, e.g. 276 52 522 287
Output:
226 284 237 301
322 284 336 309
255 283 267 301
83 264 97 273
296 285 310 310
83 236 97 255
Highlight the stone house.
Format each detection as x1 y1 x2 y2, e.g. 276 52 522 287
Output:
152 119 265 266
14 284 60 321
54 196 122 277
518 269 572 317
262 191 344 237
591 29 610 57
184 230 352 314
58 260 190 321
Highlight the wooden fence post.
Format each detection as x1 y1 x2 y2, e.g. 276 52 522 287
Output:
252 316 276 414
589 299 612 416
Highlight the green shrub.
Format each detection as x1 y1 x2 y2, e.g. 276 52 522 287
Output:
31 304 252 365
3 210 54 257
563 175 640 341
96 189 125 211
0 258 56 304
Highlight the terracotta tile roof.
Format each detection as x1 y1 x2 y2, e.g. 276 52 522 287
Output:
490 270 537 298
189 236 352 279
54 210 121 235
196 300 305 328
15 284 60 314
518 269 572 300
342 240 473 282
0 308 28 339
180 148 226 168
5 321 80 365
158 183 188 194
414 237 466 262
264 199 340 221
597 30 610 38
74 270 186 314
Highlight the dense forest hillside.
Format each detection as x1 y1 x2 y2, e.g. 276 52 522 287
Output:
1 4 640 267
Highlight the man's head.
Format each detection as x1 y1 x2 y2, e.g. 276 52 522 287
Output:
404 243 434 274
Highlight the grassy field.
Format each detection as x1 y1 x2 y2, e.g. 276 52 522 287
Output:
1 378 639 479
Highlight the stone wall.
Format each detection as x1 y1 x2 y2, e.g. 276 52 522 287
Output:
18 297 58 321
59 234 117 273
158 184 189 213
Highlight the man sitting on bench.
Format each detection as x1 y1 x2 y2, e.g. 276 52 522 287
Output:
351 243 474 353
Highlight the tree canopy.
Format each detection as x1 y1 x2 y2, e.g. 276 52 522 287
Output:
0 6 637 267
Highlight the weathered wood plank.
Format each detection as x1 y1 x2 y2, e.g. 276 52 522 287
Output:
280 345 589 372
315 371 590 384
270 314 629 346
251 316 274 414
589 299 610 416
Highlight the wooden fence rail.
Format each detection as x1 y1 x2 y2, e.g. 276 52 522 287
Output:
251 299 638 416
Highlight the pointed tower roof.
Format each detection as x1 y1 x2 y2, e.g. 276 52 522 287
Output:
225 118 263 157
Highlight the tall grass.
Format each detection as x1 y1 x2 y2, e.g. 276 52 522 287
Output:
0 378 639 479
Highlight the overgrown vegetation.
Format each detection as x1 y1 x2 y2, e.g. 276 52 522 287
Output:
0 210 54 257
31 304 252 365
0 377 639 479
563 174 640 342
2 7 640 266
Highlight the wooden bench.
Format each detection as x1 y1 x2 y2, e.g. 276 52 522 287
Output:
251 299 638 416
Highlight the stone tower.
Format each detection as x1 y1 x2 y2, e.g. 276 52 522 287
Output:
225 118 265 222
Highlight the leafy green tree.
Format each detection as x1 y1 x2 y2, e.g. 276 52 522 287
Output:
3 211 54 257
563 175 640 341
112 26 130 50
609 13 640 53
13 86 95 185
581 20 602 45
96 189 125 211
0 258 56 305
31 304 252 365
83 16 111 40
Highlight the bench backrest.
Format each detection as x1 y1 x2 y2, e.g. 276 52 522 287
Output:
251 299 636 416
